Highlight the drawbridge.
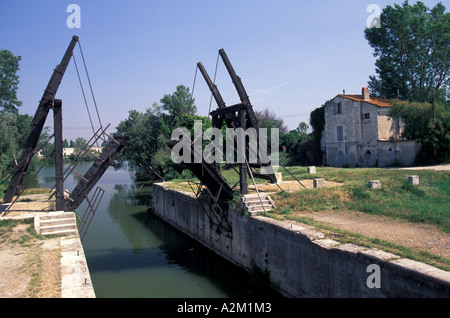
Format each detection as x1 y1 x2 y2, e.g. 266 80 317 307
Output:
1 36 128 239
166 49 280 234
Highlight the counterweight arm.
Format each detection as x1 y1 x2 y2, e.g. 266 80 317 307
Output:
3 36 79 202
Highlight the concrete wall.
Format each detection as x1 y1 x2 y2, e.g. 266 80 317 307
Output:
152 183 450 298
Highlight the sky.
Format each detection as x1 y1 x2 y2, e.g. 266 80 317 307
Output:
0 0 446 141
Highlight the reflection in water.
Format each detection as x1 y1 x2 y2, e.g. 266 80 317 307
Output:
38 163 283 298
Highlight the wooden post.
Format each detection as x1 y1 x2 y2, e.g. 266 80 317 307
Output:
53 99 65 211
239 107 248 195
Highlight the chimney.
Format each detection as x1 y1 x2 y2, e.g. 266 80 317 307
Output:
362 87 370 100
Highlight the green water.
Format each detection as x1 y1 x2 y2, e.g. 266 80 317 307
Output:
37 163 282 298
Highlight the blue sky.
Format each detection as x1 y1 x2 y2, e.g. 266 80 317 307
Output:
0 0 446 141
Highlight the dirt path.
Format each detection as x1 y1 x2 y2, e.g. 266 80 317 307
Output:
385 164 450 171
0 219 61 298
292 210 450 260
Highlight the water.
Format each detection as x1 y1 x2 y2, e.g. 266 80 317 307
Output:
37 162 282 298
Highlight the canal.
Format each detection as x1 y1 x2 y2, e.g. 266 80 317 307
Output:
37 162 282 298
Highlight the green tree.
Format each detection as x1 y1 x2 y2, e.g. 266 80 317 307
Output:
364 1 450 103
74 137 87 150
309 104 326 165
0 50 22 113
116 108 163 172
160 85 197 131
388 100 450 163
115 87 202 181
281 122 309 153
0 112 33 178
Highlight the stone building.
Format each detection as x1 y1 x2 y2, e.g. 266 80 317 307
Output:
322 87 420 167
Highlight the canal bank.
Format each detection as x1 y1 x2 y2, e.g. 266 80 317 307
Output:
0 210 95 298
152 182 450 298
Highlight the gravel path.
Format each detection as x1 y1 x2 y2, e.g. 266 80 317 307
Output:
293 209 450 260
385 164 450 171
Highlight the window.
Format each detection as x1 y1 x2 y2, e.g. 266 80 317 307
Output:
337 126 344 141
364 113 370 119
333 102 342 115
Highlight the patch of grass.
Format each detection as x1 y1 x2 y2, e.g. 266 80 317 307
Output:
272 167 450 233
0 218 44 245
21 188 52 196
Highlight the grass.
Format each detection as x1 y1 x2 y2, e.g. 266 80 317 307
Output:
164 165 449 232
0 218 43 245
268 166 450 233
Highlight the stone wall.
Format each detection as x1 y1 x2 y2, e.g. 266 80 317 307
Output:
323 95 419 167
152 183 450 298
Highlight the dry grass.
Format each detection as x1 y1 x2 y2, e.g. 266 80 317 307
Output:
0 218 61 298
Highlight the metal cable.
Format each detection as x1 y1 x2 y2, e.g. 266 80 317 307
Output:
189 65 198 115
72 54 96 136
208 51 220 118
77 40 103 129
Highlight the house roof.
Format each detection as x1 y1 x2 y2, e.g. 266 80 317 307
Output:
336 94 392 107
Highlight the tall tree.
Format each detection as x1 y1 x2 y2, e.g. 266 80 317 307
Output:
115 86 205 181
0 49 22 112
364 1 449 103
160 85 197 130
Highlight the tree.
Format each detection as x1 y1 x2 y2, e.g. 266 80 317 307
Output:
280 122 310 153
364 1 449 103
116 108 163 172
254 108 288 133
160 85 197 131
388 100 450 163
0 50 22 113
74 137 87 150
309 104 326 164
0 112 33 178
115 85 204 181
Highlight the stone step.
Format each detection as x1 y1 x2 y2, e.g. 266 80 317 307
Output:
245 200 271 206
39 212 75 221
247 204 273 212
241 195 275 215
41 229 78 236
41 223 77 232
248 209 272 216
40 217 76 226
35 212 78 237
242 196 270 202
40 224 78 235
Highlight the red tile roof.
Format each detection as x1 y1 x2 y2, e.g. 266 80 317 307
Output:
337 94 392 107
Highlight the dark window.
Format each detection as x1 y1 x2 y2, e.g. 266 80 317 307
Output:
333 102 342 115
364 113 370 119
337 126 344 140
